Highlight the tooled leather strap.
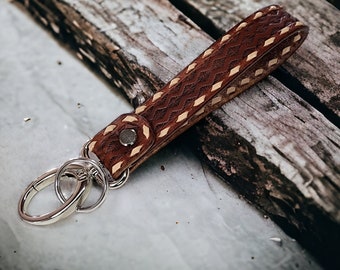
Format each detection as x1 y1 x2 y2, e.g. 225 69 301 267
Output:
87 5 308 180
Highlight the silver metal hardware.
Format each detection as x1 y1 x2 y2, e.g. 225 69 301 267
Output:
54 158 108 213
81 140 130 190
17 138 134 225
18 167 93 225
119 128 137 146
108 169 130 189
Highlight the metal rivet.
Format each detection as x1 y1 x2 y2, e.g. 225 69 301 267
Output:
119 129 137 146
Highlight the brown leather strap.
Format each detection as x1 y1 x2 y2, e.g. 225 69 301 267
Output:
87 5 308 180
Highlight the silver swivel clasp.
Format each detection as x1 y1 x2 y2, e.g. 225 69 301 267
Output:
18 141 129 225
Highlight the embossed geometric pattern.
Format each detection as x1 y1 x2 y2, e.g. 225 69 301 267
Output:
89 5 309 180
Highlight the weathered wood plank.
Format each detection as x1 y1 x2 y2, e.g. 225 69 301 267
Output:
328 0 340 9
170 0 340 265
192 77 340 267
14 0 340 267
16 0 213 106
169 0 340 266
172 0 340 117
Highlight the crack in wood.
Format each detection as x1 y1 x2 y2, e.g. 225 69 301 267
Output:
170 0 340 122
14 0 340 267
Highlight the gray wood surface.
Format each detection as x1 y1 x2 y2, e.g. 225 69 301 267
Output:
1 2 322 269
194 77 340 267
173 0 340 116
14 0 340 268
19 0 213 105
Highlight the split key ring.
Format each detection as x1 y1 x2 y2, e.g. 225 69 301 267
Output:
17 5 309 226
18 158 108 225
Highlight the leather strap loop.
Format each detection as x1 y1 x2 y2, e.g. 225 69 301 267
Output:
89 5 308 179
88 113 155 176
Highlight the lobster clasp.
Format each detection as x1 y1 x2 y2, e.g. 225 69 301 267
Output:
18 157 108 225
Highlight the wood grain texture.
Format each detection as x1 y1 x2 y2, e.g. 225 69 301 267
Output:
14 0 340 267
169 1 340 266
328 0 340 9
17 0 213 106
89 6 309 179
172 0 340 117
193 76 340 266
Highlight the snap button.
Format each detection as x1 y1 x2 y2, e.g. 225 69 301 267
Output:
119 128 137 146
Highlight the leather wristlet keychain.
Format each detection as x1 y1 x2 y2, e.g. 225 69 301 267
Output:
18 5 308 225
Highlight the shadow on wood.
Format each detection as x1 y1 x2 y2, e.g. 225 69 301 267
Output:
14 0 340 268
